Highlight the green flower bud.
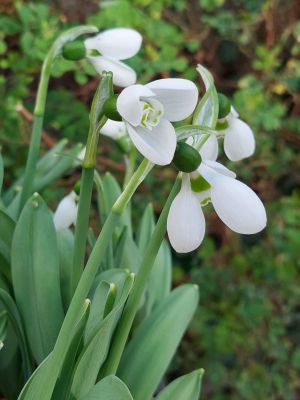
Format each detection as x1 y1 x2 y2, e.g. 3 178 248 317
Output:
73 180 81 196
173 142 201 173
217 92 231 119
62 41 86 61
103 95 122 121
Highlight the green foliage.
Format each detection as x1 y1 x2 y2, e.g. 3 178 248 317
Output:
0 0 299 399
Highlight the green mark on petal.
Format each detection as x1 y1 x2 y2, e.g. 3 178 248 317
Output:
191 175 211 193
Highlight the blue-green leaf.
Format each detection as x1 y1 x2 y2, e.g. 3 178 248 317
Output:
156 369 204 400
118 284 199 400
79 375 133 400
11 193 64 363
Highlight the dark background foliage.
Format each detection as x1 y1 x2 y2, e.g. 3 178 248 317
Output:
1 0 300 398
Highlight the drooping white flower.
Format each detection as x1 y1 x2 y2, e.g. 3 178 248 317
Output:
116 79 199 165
53 191 78 231
100 119 127 140
85 28 142 87
167 160 267 253
167 174 205 253
222 108 255 162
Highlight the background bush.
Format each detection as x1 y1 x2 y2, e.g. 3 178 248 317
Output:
1 0 300 398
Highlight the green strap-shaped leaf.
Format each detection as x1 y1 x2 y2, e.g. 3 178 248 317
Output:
137 203 155 252
0 310 7 350
79 375 133 400
193 64 219 129
70 274 135 399
11 193 64 363
118 284 199 400
145 239 172 317
0 208 15 282
156 369 204 400
0 151 3 195
0 289 33 379
17 299 90 400
57 229 75 311
52 300 90 400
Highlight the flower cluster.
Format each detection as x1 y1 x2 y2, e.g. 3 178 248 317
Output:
58 27 267 253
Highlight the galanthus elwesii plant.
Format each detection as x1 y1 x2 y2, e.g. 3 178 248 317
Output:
0 24 266 400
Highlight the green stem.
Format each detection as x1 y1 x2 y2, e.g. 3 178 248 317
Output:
22 159 152 400
194 132 210 151
123 147 137 188
100 176 181 377
19 56 52 213
69 167 94 299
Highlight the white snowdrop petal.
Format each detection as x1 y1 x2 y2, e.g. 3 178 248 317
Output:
101 119 126 139
88 56 137 87
126 119 176 165
230 105 239 118
167 175 205 253
224 118 255 161
146 78 198 121
211 176 267 234
198 160 236 185
117 84 155 126
85 28 142 60
53 192 78 231
199 134 218 161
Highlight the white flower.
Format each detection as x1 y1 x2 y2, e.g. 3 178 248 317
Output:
53 191 78 231
167 160 267 253
100 119 127 140
222 107 255 162
85 28 142 87
116 79 199 165
167 174 205 253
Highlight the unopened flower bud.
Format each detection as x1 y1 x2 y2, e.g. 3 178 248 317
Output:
103 95 122 121
217 92 231 119
173 142 201 173
73 180 81 196
62 40 86 61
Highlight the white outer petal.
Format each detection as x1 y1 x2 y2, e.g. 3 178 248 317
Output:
230 106 239 118
199 134 218 161
84 28 142 60
146 78 198 121
167 174 205 253
126 119 176 165
53 192 78 231
101 119 126 139
198 160 236 184
88 56 137 87
117 85 155 126
210 175 267 234
224 118 255 161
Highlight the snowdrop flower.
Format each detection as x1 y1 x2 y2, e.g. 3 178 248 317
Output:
84 28 142 87
221 107 256 162
53 191 78 231
100 119 127 140
116 79 199 165
167 160 267 253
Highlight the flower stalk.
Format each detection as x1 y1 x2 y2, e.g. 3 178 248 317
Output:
18 25 98 214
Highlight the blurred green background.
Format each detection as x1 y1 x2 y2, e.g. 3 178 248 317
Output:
1 0 300 398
